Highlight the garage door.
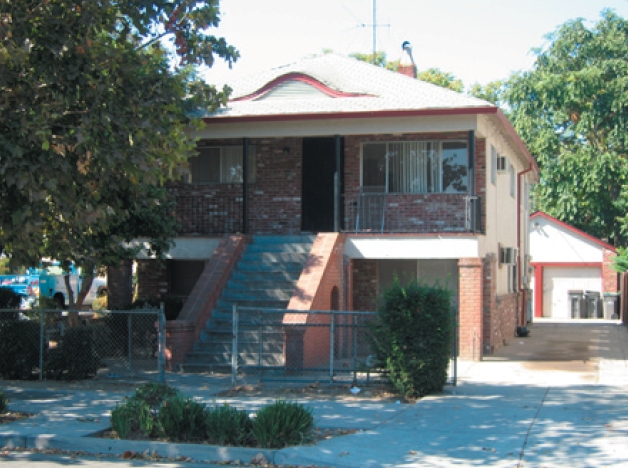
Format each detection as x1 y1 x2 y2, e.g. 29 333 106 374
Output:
542 267 602 319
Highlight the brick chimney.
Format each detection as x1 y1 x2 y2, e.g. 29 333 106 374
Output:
397 41 417 78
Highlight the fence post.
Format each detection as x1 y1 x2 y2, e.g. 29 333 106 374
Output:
353 313 358 384
127 313 132 372
158 303 166 383
39 310 45 381
258 309 263 382
231 304 238 386
329 311 335 389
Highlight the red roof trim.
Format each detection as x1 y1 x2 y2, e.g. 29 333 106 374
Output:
203 106 498 124
531 211 617 252
494 109 539 177
530 262 602 268
231 73 373 102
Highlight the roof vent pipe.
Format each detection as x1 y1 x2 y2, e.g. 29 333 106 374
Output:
398 41 417 78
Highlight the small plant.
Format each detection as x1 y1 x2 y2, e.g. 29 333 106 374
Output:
251 400 315 448
205 404 253 446
0 287 21 310
0 388 8 414
110 398 146 438
158 396 208 441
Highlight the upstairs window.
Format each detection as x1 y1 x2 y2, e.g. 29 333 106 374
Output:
362 140 468 193
188 146 256 184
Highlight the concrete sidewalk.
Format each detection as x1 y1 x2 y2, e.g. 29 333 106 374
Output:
1 321 628 467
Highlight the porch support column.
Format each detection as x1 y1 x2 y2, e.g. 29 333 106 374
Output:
458 257 484 361
242 137 249 234
334 134 341 232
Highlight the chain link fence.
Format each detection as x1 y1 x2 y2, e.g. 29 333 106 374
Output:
231 306 459 389
0 307 166 382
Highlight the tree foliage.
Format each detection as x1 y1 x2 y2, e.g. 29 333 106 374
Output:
0 1 238 305
504 10 628 245
351 51 463 92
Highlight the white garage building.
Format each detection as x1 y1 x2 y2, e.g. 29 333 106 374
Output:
529 212 618 320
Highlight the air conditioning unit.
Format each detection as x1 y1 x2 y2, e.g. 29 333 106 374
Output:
500 247 517 265
496 156 510 173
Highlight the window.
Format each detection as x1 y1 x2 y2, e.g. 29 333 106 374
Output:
508 264 518 293
188 146 256 183
490 146 497 185
361 140 468 193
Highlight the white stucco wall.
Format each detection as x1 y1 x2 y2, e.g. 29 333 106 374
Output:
193 114 478 139
529 216 605 263
344 236 479 259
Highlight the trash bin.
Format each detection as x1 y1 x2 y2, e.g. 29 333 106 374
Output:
584 291 602 319
568 290 584 319
603 292 620 320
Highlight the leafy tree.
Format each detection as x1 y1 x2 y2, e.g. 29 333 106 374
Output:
468 80 506 106
418 68 464 93
0 1 238 309
504 10 628 245
350 52 463 91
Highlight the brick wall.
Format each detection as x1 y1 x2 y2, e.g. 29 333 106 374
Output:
458 257 483 361
603 249 618 293
284 233 345 368
474 138 487 232
136 260 168 299
172 132 487 235
351 259 378 312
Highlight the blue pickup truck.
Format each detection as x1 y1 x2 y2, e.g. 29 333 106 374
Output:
0 275 38 309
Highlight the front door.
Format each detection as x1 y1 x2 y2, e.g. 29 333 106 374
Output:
301 137 342 232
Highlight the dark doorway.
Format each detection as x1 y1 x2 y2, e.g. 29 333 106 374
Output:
302 137 342 232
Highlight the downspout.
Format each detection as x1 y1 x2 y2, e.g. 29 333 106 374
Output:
517 165 534 325
334 135 341 232
468 130 476 232
243 137 249 234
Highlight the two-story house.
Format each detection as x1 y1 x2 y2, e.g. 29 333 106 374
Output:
110 51 538 367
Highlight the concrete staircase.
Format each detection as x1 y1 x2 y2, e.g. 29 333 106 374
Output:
183 235 315 372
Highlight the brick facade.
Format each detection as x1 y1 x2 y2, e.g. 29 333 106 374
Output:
603 249 618 293
458 257 484 361
171 132 486 236
136 260 168 299
284 233 345 368
351 259 378 312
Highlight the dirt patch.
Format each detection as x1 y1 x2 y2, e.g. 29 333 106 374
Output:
95 425 360 447
217 382 411 402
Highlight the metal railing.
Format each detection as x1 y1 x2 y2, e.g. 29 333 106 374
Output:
231 306 459 388
0 307 166 382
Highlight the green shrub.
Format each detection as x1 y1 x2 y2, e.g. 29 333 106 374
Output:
44 326 102 380
0 388 7 413
0 287 21 310
134 382 181 410
0 320 41 379
158 396 208 441
369 278 453 398
205 404 253 446
251 400 315 448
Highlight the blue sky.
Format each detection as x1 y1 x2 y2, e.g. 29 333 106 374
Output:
205 0 628 90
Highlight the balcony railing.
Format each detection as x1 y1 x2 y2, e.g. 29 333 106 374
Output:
344 192 481 234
